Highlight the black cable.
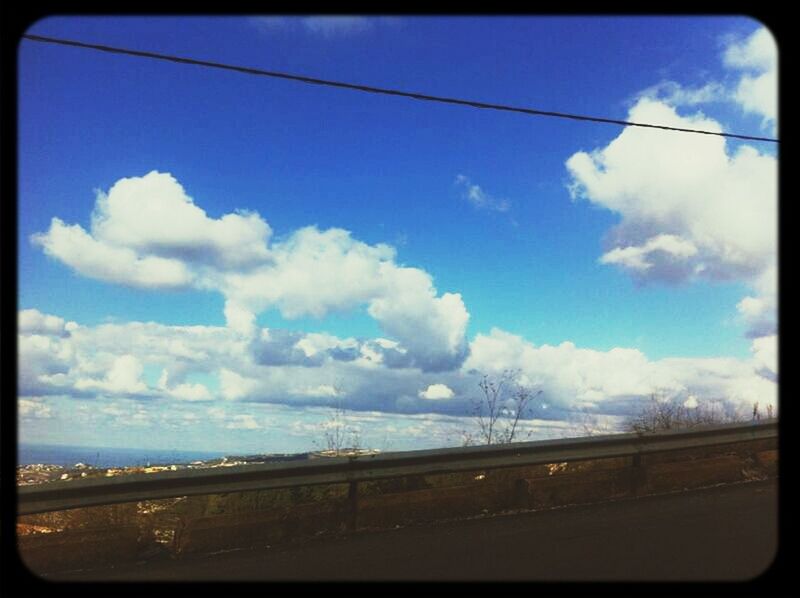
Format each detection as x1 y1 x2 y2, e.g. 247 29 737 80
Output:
22 33 779 144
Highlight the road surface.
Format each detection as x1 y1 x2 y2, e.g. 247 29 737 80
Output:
45 479 778 581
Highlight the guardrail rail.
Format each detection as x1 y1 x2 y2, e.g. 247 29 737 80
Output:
18 419 778 517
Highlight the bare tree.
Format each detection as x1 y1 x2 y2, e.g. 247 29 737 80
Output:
567 408 616 438
465 370 543 445
623 393 749 435
317 402 362 456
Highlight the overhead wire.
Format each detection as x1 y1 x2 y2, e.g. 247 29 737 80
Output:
22 33 779 144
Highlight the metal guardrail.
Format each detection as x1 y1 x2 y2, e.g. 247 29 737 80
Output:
18 419 778 516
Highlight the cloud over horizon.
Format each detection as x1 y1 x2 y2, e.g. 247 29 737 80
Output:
18 308 777 423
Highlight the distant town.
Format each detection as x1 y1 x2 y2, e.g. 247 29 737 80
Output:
17 448 379 486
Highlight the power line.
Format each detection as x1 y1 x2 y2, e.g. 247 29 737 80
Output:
22 33 778 144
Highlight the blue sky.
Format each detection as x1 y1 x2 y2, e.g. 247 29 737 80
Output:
18 16 778 453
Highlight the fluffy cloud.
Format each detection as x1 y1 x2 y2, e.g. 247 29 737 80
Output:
32 217 194 289
567 26 778 374
74 354 149 396
90 172 271 270
566 98 777 341
18 309 74 337
19 310 777 421
419 384 455 400
219 368 260 401
465 328 776 412
32 172 469 371
736 263 777 339
750 334 777 382
723 27 777 129
18 311 77 396
567 99 776 281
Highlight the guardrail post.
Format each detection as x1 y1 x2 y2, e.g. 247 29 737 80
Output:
630 452 645 497
347 480 359 532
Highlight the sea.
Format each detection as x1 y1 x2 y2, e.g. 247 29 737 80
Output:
18 443 229 469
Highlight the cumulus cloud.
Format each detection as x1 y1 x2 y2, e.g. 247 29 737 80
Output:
18 315 76 396
18 309 73 337
723 27 778 130
74 354 149 396
32 217 194 289
32 172 469 371
419 384 455 400
567 26 778 372
566 97 777 341
750 334 777 382
90 172 271 269
454 174 511 212
464 327 776 413
220 368 260 401
567 99 776 281
19 309 776 423
736 263 777 339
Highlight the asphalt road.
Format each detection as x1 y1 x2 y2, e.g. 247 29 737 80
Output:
49 479 778 582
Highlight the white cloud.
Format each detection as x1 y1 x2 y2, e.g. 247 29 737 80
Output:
18 310 777 431
419 384 455 400
366 268 469 371
32 172 469 370
599 234 698 272
635 27 777 133
90 172 271 269
723 27 777 130
454 174 511 212
464 327 776 412
219 368 260 401
74 354 149 396
724 27 776 71
32 217 194 289
169 383 213 402
18 326 76 396
566 97 776 338
18 309 72 337
19 398 53 419
750 334 777 382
